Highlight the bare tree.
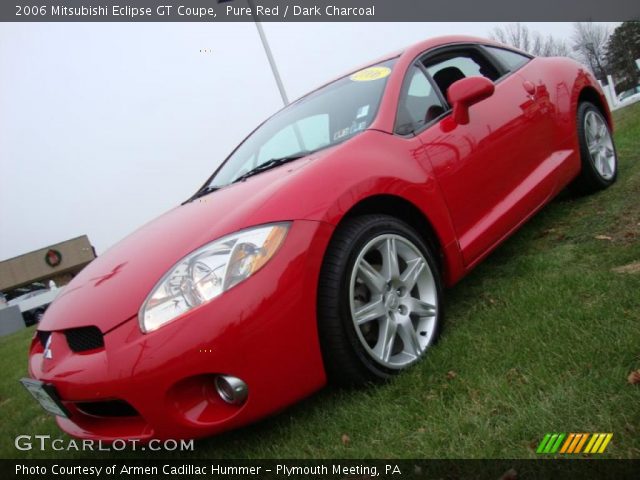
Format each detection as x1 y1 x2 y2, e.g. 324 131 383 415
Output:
491 23 532 53
571 22 612 80
490 23 571 57
532 34 572 57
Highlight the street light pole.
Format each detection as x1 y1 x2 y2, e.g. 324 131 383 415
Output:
246 0 289 106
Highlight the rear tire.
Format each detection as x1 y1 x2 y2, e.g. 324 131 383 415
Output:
317 215 443 387
570 102 617 195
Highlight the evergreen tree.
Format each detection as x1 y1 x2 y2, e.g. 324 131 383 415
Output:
606 22 640 92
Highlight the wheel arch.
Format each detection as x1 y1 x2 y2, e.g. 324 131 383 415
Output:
578 86 613 128
336 194 445 273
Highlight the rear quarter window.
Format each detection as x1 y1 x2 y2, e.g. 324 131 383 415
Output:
485 46 531 73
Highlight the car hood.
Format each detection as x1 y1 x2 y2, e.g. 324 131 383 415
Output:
39 154 322 333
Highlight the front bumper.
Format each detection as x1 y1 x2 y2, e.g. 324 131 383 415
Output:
27 220 333 440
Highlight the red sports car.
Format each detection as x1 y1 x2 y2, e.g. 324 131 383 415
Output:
22 35 617 441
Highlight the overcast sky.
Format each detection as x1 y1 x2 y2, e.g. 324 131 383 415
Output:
0 22 619 260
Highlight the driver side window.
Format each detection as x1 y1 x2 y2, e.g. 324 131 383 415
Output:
395 65 446 135
424 49 500 104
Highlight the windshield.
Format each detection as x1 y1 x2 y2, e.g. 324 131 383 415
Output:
207 59 396 188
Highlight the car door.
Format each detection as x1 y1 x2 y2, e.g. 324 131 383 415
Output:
483 45 558 163
411 46 556 266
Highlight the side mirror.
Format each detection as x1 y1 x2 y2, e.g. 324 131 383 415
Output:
447 76 495 125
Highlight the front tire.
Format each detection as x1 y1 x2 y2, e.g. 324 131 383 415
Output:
570 102 617 195
317 215 443 386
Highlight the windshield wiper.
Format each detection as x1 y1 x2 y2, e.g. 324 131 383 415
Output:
233 152 311 183
188 151 313 203
190 184 221 201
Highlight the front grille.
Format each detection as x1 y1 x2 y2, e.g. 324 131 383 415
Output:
75 399 139 418
37 330 51 348
64 326 104 352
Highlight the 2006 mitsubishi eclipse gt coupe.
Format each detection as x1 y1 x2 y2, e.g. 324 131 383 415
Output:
23 36 617 440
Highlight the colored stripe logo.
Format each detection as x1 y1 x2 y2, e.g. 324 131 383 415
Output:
536 433 613 454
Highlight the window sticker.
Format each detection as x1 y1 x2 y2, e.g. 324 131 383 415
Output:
353 121 367 133
356 105 370 119
350 66 391 82
333 121 368 141
333 127 350 141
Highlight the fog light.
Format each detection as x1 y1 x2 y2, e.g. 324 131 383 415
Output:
215 375 248 405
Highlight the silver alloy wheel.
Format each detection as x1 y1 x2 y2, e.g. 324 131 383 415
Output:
349 234 438 369
584 110 616 180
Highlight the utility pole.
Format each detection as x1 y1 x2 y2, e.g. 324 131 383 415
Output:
246 0 289 106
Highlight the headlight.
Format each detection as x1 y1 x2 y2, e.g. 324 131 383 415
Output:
139 223 290 333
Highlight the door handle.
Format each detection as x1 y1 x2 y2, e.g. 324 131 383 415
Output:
523 80 536 96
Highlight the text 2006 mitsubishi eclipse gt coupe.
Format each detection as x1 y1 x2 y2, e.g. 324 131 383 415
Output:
23 36 617 440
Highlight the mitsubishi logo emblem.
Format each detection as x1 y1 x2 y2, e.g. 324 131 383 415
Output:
43 335 53 360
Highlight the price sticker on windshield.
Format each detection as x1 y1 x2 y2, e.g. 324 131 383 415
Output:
350 66 391 82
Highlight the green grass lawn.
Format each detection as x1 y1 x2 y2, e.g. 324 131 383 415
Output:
1 104 639 460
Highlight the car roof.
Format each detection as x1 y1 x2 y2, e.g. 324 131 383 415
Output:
294 35 525 105
353 35 525 71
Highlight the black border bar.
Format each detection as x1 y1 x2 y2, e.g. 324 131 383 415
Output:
4 459 640 479
1 0 640 22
